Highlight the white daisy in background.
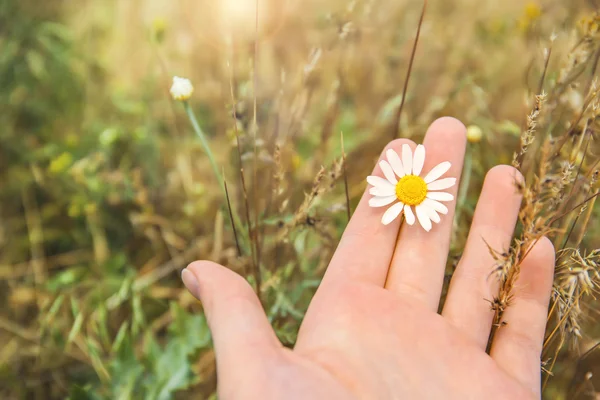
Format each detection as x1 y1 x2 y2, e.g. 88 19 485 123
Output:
170 76 194 101
367 144 456 231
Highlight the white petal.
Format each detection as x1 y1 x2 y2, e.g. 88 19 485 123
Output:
416 204 432 232
412 145 426 176
386 149 405 177
402 144 413 175
421 203 441 223
369 196 397 208
370 187 395 197
424 161 451 184
426 191 454 202
379 160 398 184
423 198 448 215
404 205 416 225
427 177 457 191
367 176 395 191
382 202 404 225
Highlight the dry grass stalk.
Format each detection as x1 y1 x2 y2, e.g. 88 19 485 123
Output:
391 0 428 140
487 22 600 386
223 177 242 257
341 132 351 221
278 159 344 240
227 55 260 296
252 0 262 295
512 92 546 169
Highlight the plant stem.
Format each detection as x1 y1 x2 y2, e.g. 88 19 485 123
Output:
391 0 427 139
183 101 248 250
184 101 223 188
454 144 472 238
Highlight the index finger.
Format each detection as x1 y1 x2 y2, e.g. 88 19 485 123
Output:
321 138 415 288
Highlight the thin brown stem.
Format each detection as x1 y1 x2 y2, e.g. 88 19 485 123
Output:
573 188 599 247
21 186 46 314
584 45 600 95
561 213 582 252
543 291 584 349
223 176 242 257
559 132 592 249
227 54 258 282
341 132 351 221
551 95 595 161
252 0 263 298
391 0 427 139
555 155 600 219
562 125 591 214
546 294 558 323
542 335 564 390
550 191 600 225
537 45 552 95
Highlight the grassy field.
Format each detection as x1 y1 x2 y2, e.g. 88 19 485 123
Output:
1 0 600 398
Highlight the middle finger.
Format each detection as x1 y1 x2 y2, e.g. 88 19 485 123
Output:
385 117 466 311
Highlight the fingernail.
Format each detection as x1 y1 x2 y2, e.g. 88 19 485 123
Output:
181 268 201 300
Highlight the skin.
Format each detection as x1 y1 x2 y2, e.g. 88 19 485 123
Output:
181 117 555 400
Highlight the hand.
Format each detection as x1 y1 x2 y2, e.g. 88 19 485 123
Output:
181 117 555 400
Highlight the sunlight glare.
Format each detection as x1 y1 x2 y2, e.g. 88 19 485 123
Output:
219 0 264 34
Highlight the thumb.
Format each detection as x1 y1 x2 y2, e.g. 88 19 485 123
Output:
181 261 281 370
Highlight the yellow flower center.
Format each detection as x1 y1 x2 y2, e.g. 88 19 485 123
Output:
395 175 428 206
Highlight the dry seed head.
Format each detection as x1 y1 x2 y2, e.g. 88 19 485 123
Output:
304 48 322 79
272 145 285 197
558 45 591 85
311 166 326 195
513 92 546 168
552 247 600 346
339 21 355 40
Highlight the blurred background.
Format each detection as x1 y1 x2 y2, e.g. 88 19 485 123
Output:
1 0 599 398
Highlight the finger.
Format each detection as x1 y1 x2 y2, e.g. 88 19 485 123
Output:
442 165 523 349
182 261 281 377
386 117 466 310
322 138 415 287
490 237 555 397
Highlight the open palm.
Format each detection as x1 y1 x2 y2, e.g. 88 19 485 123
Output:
182 117 555 400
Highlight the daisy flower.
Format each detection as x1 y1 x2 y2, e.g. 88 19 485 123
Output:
367 144 456 231
170 76 194 101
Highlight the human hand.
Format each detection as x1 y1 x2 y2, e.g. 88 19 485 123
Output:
181 117 555 400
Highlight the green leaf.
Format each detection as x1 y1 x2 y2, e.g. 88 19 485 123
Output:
68 384 104 400
70 297 80 316
39 21 73 42
143 305 212 399
110 336 144 400
46 266 85 292
168 303 211 352
95 304 111 349
25 50 46 79
42 294 64 325
67 312 84 345
111 321 130 355
131 295 146 336
293 229 309 255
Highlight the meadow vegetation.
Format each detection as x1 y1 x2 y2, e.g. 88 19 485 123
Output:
1 0 600 398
